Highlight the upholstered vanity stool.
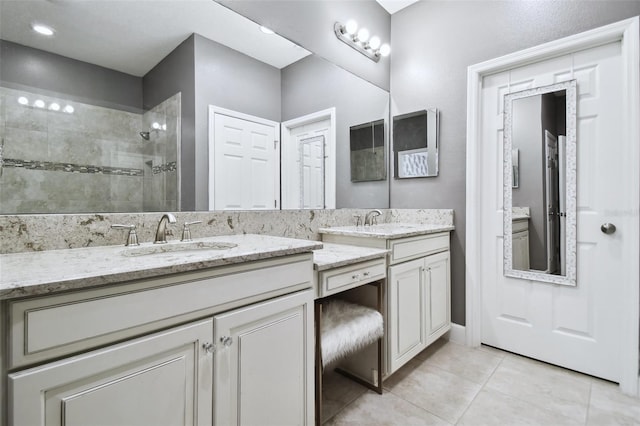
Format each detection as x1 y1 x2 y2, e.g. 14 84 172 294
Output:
315 281 384 425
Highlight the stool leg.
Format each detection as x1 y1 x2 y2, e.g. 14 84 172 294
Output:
315 302 323 426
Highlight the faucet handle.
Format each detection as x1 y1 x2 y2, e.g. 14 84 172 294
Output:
353 215 362 227
181 221 202 242
111 224 140 246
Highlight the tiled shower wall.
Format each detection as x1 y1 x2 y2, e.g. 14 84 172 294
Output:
0 87 180 214
142 93 181 211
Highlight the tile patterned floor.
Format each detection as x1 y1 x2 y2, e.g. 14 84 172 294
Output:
322 339 640 425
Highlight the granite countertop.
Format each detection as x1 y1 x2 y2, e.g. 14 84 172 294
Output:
312 243 389 271
0 234 322 301
318 223 455 239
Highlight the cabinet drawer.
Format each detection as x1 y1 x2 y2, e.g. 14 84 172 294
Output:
8 254 313 369
388 233 449 265
317 259 386 298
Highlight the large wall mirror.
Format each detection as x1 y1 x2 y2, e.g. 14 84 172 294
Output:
503 80 577 286
0 0 390 214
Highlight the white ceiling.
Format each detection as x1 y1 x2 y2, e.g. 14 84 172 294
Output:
376 0 420 15
0 0 311 76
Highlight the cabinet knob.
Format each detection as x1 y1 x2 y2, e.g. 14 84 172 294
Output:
352 274 360 280
202 342 215 354
220 336 233 347
601 223 616 234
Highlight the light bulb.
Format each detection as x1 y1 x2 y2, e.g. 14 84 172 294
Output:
49 103 60 111
63 105 74 114
259 26 274 35
33 99 45 108
369 36 381 50
357 28 370 43
379 43 391 57
345 20 358 35
162 124 167 131
17 96 29 105
31 23 54 36
151 122 161 130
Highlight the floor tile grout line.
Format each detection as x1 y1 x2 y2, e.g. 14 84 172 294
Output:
386 387 454 425
584 381 593 426
452 352 502 426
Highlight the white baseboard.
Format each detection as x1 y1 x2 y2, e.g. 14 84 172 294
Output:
446 323 466 345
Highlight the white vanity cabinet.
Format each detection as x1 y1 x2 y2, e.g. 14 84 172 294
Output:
387 238 451 373
512 218 530 270
4 254 315 426
321 231 451 375
214 290 313 426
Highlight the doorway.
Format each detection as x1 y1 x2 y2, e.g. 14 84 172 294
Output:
466 18 639 394
281 108 336 210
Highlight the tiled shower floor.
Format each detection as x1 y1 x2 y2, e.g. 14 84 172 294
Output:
322 339 640 425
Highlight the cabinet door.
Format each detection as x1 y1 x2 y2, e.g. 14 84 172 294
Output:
425 251 451 339
388 258 426 373
214 290 314 426
9 319 214 426
512 230 530 270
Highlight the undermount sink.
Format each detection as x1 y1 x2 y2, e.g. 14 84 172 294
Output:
122 241 238 257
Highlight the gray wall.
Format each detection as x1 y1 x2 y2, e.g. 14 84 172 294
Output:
143 35 196 210
0 40 142 112
390 0 640 325
193 34 282 210
512 95 546 270
281 54 389 208
218 0 391 91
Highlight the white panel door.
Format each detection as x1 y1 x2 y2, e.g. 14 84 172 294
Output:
214 290 314 426
212 112 278 210
282 117 331 209
300 136 325 209
481 41 629 381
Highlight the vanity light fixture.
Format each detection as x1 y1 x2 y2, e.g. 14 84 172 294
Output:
31 23 55 36
334 20 390 62
259 25 275 35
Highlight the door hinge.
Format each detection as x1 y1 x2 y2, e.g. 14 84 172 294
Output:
274 140 278 149
274 199 277 208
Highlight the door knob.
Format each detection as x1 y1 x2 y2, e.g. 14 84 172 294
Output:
601 223 616 234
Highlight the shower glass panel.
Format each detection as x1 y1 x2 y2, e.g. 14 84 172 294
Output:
0 87 180 213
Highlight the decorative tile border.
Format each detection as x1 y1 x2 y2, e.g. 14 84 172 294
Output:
152 161 177 175
2 158 143 177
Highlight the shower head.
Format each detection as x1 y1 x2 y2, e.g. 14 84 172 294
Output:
139 131 150 141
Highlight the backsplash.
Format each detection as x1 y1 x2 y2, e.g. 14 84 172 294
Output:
0 209 454 254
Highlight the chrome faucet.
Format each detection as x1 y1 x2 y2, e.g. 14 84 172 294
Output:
364 209 382 226
154 213 177 244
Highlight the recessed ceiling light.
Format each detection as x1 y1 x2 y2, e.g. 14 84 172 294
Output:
31 23 55 36
17 96 29 105
34 99 45 108
49 103 60 111
260 26 275 35
63 105 74 114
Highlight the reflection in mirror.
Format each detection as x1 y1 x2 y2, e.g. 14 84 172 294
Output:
503 80 577 286
393 109 439 178
350 119 386 182
0 0 390 214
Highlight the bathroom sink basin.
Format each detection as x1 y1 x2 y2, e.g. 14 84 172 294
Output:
122 241 237 257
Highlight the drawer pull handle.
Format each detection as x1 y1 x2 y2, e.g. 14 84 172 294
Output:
220 336 233 347
202 342 215 354
363 272 370 277
352 274 360 280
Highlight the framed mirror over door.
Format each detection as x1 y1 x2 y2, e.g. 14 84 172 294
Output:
466 17 639 394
